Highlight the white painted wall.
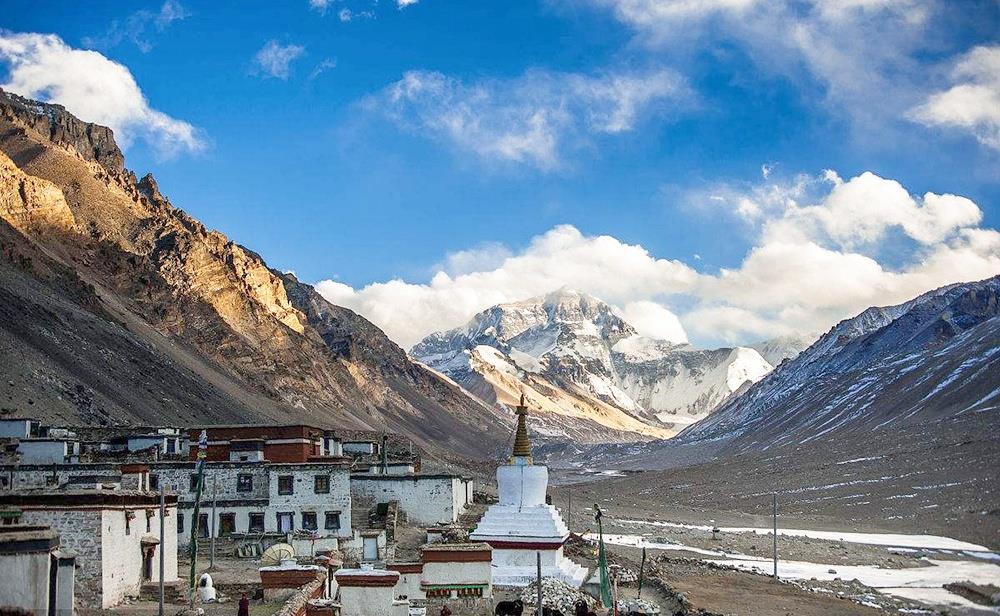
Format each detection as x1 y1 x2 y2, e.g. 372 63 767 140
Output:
350 476 470 526
0 551 51 613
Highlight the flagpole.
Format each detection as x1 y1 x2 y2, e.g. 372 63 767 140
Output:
595 504 612 609
189 430 208 606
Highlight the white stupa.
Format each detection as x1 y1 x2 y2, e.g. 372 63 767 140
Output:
470 395 589 587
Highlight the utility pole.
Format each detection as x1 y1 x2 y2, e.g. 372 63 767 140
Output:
535 552 543 616
772 492 778 580
158 482 165 616
637 546 646 600
210 474 218 570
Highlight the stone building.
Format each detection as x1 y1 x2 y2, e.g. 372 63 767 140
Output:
0 523 75 615
152 460 353 544
0 489 179 609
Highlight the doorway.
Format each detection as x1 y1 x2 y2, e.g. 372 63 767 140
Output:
142 548 154 581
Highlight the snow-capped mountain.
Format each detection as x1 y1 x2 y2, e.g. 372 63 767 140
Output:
412 289 773 441
678 276 1000 451
748 334 816 366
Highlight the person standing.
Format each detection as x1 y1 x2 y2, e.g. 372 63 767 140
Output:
238 593 250 616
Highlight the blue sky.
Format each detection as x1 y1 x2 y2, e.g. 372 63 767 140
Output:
2 1 999 348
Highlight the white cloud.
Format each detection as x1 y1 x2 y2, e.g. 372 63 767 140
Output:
309 0 334 11
373 68 688 171
0 32 204 156
83 0 189 52
315 170 1000 349
308 58 337 81
398 0 419 7
586 0 939 134
619 301 689 343
252 40 306 80
909 45 1000 151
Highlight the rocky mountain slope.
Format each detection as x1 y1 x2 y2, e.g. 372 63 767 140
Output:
679 277 999 450
0 89 506 459
413 289 773 441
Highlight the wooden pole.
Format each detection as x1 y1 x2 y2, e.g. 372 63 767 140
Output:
536 551 543 616
568 492 572 533
158 482 165 616
210 474 217 569
772 492 778 580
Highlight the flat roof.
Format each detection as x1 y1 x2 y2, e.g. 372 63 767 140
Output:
0 489 178 507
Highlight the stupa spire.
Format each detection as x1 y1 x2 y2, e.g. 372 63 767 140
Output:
510 392 533 463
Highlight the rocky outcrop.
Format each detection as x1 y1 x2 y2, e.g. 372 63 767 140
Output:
0 150 76 232
0 89 124 174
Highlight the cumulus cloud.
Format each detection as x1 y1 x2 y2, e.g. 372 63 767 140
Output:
398 0 419 7
909 45 1000 151
252 40 305 80
83 0 189 52
619 301 689 344
372 68 688 170
316 170 1000 349
0 32 204 156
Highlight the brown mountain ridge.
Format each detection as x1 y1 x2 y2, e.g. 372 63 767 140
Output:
0 89 506 460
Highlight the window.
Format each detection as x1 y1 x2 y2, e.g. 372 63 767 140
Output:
166 439 177 454
237 474 253 492
189 474 202 492
150 474 159 490
314 475 329 494
249 512 264 533
277 512 294 533
219 513 236 536
198 513 209 538
45 475 57 486
125 512 132 535
324 512 341 531
302 512 317 531
146 510 153 533
278 475 294 495
178 513 184 534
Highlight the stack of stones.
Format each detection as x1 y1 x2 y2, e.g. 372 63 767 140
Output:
520 578 592 615
616 597 660 614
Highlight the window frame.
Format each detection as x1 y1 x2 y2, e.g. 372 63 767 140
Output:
324 511 341 531
277 475 294 495
314 474 329 494
301 512 318 531
248 512 265 533
237 474 254 493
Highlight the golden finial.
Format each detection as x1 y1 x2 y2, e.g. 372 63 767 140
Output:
510 392 533 463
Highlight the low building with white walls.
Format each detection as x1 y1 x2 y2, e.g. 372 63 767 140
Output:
0 489 179 609
335 566 407 616
469 396 588 587
0 524 76 615
350 473 473 526
0 418 41 439
17 437 80 464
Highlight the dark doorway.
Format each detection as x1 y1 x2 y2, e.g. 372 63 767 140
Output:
143 548 154 581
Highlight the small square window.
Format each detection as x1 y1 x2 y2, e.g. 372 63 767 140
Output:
237 474 253 493
314 475 329 494
302 512 317 531
324 512 341 530
278 475 294 495
249 512 264 533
